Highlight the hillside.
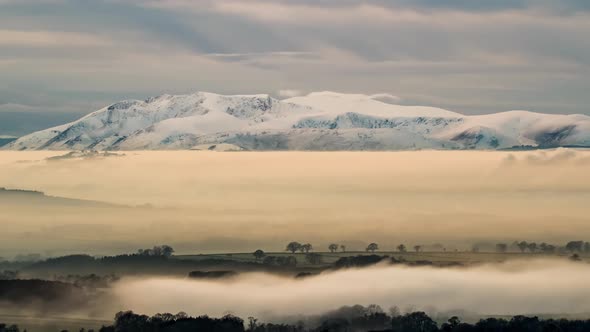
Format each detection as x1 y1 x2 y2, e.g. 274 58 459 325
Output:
0 187 124 208
5 92 590 151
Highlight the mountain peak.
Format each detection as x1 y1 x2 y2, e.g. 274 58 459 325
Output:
4 91 590 151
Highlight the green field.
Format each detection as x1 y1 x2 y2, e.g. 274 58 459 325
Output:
174 251 588 268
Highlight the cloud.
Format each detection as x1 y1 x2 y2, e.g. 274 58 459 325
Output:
502 149 590 167
277 89 303 98
0 29 112 47
114 260 590 318
202 0 590 28
0 103 41 112
369 93 402 104
0 0 590 121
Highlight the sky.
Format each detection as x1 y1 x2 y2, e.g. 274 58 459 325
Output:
1 0 590 136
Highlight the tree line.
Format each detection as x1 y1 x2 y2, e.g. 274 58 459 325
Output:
492 240 590 254
7 306 590 332
253 240 590 257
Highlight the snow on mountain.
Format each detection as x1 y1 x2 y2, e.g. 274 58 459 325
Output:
5 91 590 151
285 91 462 118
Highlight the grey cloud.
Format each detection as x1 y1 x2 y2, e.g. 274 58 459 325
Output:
201 0 590 13
0 0 589 134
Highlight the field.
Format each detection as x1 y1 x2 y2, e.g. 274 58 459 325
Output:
0 314 109 332
174 250 589 268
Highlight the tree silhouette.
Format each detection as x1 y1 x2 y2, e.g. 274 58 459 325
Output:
340 244 346 253
95 308 590 332
397 244 406 253
247 317 258 331
517 241 528 253
328 243 339 253
301 243 313 253
414 245 422 253
286 242 302 254
252 249 265 261
527 242 537 253
137 245 174 257
566 241 584 253
152 246 163 256
161 245 174 257
366 243 379 253
391 312 438 332
495 243 508 253
539 242 555 253
441 316 461 331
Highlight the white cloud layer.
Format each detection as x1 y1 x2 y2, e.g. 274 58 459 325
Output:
277 89 303 98
369 93 402 104
114 260 590 318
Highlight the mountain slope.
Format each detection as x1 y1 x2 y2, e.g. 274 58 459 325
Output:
5 91 590 151
0 187 126 208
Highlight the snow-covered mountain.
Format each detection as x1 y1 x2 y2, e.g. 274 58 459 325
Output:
5 91 590 151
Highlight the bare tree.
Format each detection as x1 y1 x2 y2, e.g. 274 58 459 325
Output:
517 241 528 253
414 245 422 253
340 244 346 253
397 244 406 253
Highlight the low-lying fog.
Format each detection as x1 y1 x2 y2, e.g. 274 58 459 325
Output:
0 150 589 255
111 259 590 319
5 259 590 321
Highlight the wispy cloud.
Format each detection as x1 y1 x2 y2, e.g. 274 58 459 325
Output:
277 89 303 98
369 93 402 104
0 29 112 47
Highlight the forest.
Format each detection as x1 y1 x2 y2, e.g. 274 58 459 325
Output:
4 306 590 332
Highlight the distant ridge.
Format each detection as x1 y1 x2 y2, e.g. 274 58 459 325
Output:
5 91 590 151
0 187 125 208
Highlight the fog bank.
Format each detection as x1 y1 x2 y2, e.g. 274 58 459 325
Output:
113 259 590 319
1 150 589 255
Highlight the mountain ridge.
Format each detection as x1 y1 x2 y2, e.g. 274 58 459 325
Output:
0 187 126 208
5 91 590 151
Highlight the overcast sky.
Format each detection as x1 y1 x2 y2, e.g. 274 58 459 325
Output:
1 0 590 135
